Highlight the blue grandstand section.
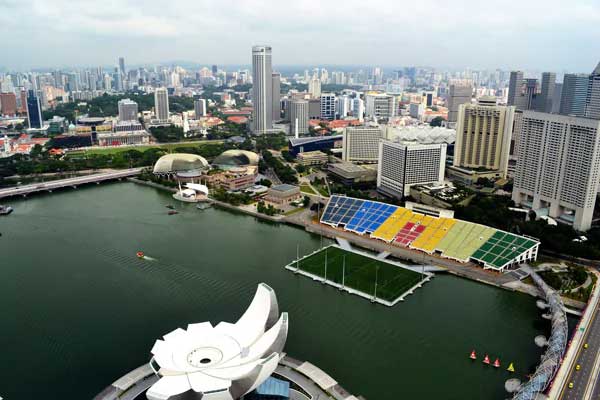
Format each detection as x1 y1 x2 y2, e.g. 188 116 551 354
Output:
320 196 364 227
345 201 398 234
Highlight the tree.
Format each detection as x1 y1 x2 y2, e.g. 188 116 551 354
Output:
430 116 445 127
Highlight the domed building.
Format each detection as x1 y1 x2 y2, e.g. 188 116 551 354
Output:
213 150 259 169
153 153 209 176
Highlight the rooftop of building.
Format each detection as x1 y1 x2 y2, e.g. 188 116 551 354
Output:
270 184 299 192
289 135 343 147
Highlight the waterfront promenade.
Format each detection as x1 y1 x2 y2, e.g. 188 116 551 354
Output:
0 168 143 199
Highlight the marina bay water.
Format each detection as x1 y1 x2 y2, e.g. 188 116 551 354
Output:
0 182 549 399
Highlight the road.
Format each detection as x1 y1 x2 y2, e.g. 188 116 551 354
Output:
558 293 600 399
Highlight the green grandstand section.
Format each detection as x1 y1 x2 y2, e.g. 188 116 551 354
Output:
292 246 423 302
435 221 497 262
471 231 539 270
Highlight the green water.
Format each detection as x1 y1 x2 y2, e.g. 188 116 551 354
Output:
0 182 549 399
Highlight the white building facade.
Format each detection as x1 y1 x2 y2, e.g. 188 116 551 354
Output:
342 126 382 163
251 45 273 134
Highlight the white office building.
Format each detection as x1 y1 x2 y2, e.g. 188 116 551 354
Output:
154 87 170 123
336 95 351 119
342 126 382 163
447 83 472 124
352 97 365 120
512 112 600 231
289 99 309 138
320 93 336 120
377 140 447 198
194 98 207 118
309 76 321 98
118 98 138 122
251 45 273 134
365 93 396 120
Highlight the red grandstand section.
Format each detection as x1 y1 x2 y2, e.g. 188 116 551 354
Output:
394 223 427 247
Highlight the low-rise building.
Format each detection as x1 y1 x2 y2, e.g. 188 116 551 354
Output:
204 166 258 191
296 150 328 166
327 162 377 185
265 184 301 205
409 183 474 209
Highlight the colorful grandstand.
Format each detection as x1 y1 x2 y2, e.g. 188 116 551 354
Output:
320 195 540 271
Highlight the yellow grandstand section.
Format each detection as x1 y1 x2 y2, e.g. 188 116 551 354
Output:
410 217 456 253
436 221 497 262
371 208 413 242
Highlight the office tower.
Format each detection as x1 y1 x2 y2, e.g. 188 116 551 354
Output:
118 98 139 122
352 97 364 120
19 90 27 113
512 112 600 231
251 45 273 134
103 74 112 91
308 98 321 119
516 79 538 110
342 126 382 163
26 90 42 129
211 65 218 76
535 72 556 113
308 76 321 98
154 87 170 123
560 74 589 116
194 98 207 118
365 93 396 120
289 99 309 138
320 93 336 120
377 140 447 198
271 72 281 121
551 83 563 114
336 95 351 119
409 103 425 120
119 57 126 76
0 92 17 116
507 71 524 106
585 62 600 120
447 83 472 124
453 96 515 178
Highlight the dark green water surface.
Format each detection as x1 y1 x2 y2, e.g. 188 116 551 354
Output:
0 182 550 399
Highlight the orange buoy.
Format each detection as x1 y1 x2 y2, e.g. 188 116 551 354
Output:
483 354 490 365
493 358 501 368
470 350 477 360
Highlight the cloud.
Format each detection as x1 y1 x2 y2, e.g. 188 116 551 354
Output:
1 0 599 71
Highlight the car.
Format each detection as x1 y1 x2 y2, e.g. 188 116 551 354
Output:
584 343 589 349
576 364 581 371
569 382 574 389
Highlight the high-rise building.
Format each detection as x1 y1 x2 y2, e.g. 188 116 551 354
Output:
516 78 538 110
320 93 336 120
289 99 309 138
211 65 218 76
251 45 273 134
308 76 321 98
512 112 600 231
352 98 364 121
336 95 351 119
119 57 126 76
365 93 395 120
118 98 139 122
560 74 589 117
342 126 382 163
194 98 207 118
453 97 515 178
26 90 42 129
551 82 563 114
535 72 556 113
0 92 17 116
507 71 524 107
271 72 281 121
447 83 472 124
154 87 169 123
377 140 447 198
585 62 600 120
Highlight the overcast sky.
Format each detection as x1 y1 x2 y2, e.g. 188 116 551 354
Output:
1 0 599 72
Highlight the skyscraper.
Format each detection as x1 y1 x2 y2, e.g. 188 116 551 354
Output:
194 98 207 118
211 65 218 76
289 99 309 138
560 74 589 117
447 83 472 124
320 93 336 120
585 61 600 120
507 71 524 107
26 90 42 129
154 87 169 123
512 112 600 231
377 140 446 199
251 45 273 134
308 76 321 98
119 57 126 76
342 126 382 163
118 98 139 122
535 72 556 113
271 72 281 121
365 94 396 120
453 97 515 178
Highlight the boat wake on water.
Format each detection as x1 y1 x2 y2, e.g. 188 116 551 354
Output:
136 251 156 261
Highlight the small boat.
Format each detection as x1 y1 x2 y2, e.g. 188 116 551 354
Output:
168 210 178 215
483 355 490 365
165 204 175 209
493 358 501 368
136 251 145 259
469 350 477 360
507 363 515 373
0 205 13 215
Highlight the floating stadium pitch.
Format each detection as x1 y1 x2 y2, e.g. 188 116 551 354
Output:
286 245 432 306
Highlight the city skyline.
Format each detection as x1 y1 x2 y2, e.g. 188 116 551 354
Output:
1 0 599 71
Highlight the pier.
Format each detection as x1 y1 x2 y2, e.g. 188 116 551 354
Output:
0 168 143 199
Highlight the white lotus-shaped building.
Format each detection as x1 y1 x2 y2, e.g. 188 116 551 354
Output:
146 283 288 400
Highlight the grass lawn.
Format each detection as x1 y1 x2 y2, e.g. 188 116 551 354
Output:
300 184 317 195
292 246 423 302
67 140 224 156
283 207 306 216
